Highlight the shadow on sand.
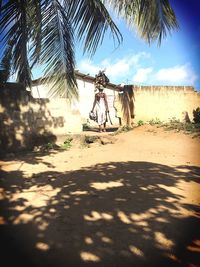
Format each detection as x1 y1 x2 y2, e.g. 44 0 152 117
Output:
0 160 200 267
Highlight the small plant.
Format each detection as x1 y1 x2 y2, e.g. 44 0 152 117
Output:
163 121 200 136
193 107 200 124
60 137 73 150
169 117 180 124
149 118 162 125
82 121 92 131
46 142 54 150
137 120 144 126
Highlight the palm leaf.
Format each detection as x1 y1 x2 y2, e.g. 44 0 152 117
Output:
0 0 2 14
106 0 179 44
39 0 78 100
67 0 123 56
0 40 13 82
0 0 32 86
28 0 43 68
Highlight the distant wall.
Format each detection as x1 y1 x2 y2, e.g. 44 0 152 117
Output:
31 78 119 126
1 81 200 152
133 85 200 122
0 83 82 153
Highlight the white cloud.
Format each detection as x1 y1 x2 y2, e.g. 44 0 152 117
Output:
103 59 130 79
77 56 198 87
77 52 151 83
154 64 198 85
78 59 99 76
132 68 153 83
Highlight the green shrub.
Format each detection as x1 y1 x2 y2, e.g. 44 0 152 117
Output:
82 120 92 130
46 142 54 149
149 118 162 125
163 121 200 136
169 117 180 123
60 137 73 149
82 123 91 130
137 120 144 126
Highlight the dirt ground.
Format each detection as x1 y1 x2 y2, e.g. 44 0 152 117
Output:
0 125 200 267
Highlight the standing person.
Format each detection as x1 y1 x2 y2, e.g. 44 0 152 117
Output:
91 87 109 132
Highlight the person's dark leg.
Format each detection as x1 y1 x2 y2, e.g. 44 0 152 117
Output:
99 124 102 132
103 122 106 132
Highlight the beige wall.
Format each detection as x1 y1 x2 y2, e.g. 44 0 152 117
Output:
28 98 82 134
31 78 119 127
31 81 200 126
133 86 200 123
1 81 200 152
0 84 82 152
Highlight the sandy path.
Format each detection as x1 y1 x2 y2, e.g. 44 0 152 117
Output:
0 125 200 267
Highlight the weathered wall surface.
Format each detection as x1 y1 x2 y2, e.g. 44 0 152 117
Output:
0 83 82 153
77 81 200 126
133 86 200 123
1 81 200 153
31 78 119 126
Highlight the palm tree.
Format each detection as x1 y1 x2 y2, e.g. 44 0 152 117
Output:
0 0 178 100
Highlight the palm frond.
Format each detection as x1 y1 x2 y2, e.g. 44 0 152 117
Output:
0 0 32 87
0 40 13 82
0 0 2 14
28 0 43 68
135 0 179 44
106 0 179 44
67 0 123 56
40 0 78 100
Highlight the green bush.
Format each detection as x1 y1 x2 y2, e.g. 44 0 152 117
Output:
193 107 200 124
149 118 162 125
137 120 144 126
46 142 54 149
82 120 92 130
169 117 180 123
60 137 73 149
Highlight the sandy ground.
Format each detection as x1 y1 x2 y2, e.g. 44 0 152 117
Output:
0 125 200 267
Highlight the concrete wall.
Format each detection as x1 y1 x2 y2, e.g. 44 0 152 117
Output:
1 80 200 153
31 78 119 126
27 81 200 126
133 85 200 123
78 83 200 125
0 83 82 153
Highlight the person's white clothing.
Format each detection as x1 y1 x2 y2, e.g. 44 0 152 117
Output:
95 97 106 125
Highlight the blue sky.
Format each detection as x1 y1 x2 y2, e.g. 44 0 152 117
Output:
75 0 200 91
2 0 199 91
